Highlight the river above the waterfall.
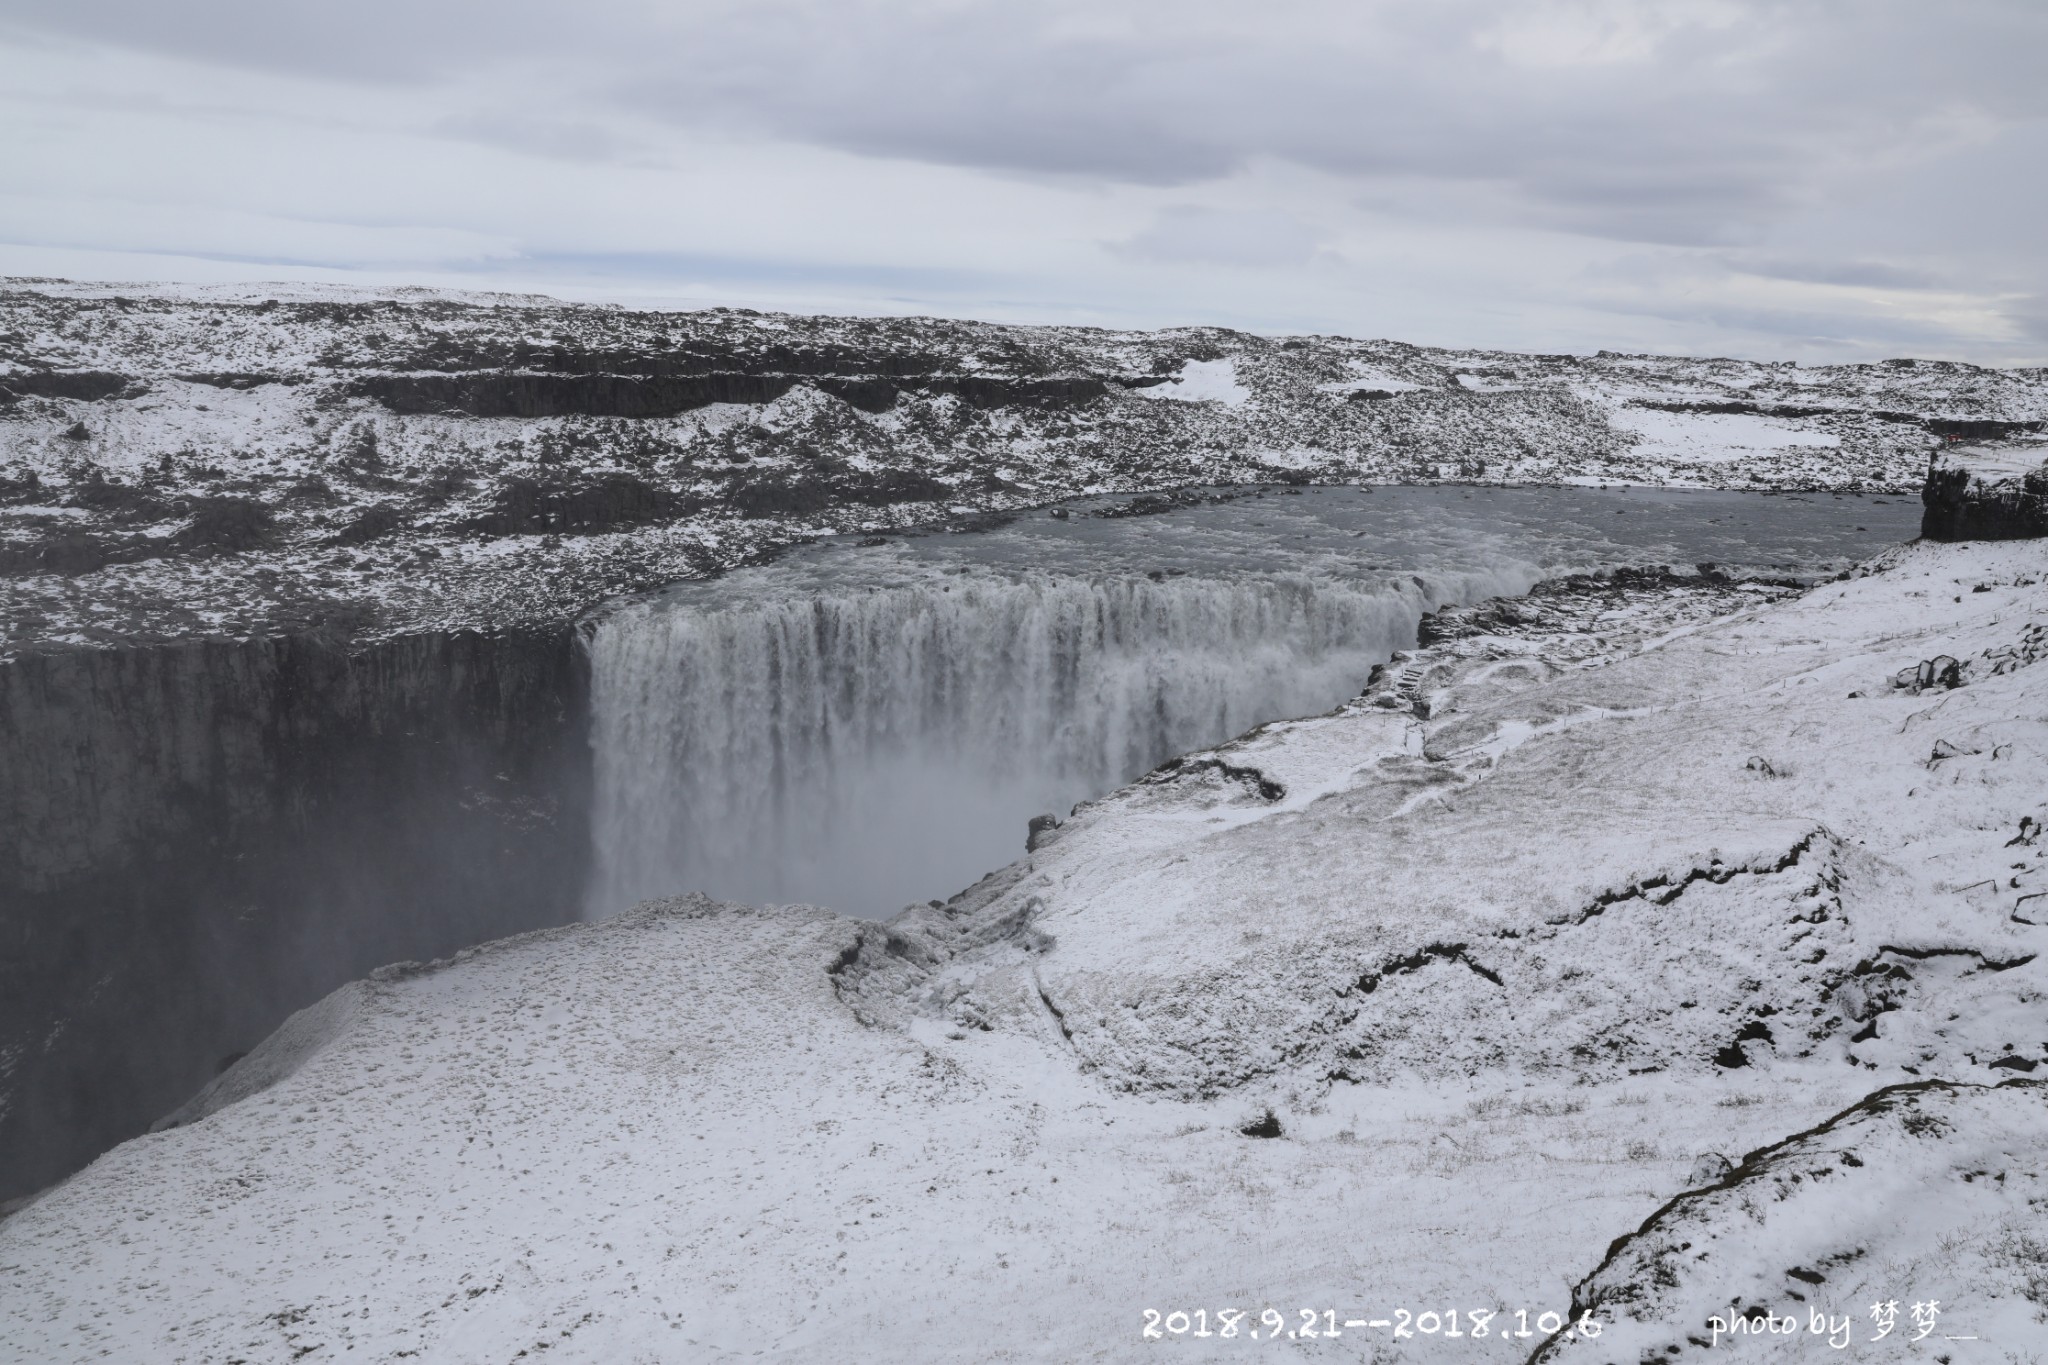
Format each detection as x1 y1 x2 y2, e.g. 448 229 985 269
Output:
584 484 1919 919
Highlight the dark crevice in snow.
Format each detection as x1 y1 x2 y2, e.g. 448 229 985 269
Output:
1035 977 1076 1044
1552 827 1833 928
1141 754 1287 803
1864 943 2036 973
1527 1077 2048 1365
1354 941 1506 995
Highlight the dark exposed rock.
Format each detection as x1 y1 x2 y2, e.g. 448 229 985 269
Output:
1240 1110 1284 1138
176 497 275 552
284 474 338 504
1631 400 2046 440
915 375 1110 408
173 372 293 390
1920 448 2048 540
0 627 589 1202
14 533 108 576
835 468 953 506
1892 655 1962 692
1416 565 1787 649
353 369 1114 420
391 335 949 380
67 471 157 514
725 461 953 516
1417 597 1536 645
0 370 142 403
1026 813 1062 851
470 473 701 536
333 503 407 545
814 377 899 412
1924 417 2046 441
354 371 801 418
1633 398 1842 421
1144 754 1286 803
729 475 835 519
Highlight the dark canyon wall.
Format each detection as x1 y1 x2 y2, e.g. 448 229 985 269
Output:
1921 457 2048 540
0 630 589 1200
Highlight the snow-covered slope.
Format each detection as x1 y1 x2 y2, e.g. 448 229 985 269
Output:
4 278 2045 656
4 537 2042 1363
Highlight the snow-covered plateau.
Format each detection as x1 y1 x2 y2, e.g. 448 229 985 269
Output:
3 277 2044 653
3 532 2044 1364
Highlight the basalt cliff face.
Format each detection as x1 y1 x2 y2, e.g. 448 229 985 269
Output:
0 627 587 1198
1920 439 2048 540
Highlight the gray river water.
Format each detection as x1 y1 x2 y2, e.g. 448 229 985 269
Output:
586 485 1919 918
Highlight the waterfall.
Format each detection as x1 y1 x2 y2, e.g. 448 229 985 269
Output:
585 563 1533 919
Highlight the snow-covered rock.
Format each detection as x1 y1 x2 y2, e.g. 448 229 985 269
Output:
1921 439 2048 541
4 279 2044 656
1535 1078 2048 1363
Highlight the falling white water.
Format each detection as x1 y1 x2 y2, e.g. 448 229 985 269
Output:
583 483 1921 920
586 565 1516 918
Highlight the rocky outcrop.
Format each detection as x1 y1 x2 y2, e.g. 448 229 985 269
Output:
0 370 142 402
348 370 1116 420
1920 442 2048 539
466 472 703 536
350 371 803 418
1532 1079 2048 1363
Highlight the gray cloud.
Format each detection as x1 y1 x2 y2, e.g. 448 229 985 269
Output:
17 3 2048 218
1112 206 1326 268
1732 257 1946 292
2 1 2045 359
2005 295 2048 346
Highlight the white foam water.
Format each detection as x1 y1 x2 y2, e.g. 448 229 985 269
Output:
587 565 1526 918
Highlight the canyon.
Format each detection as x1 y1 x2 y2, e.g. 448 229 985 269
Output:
1 280 2045 1363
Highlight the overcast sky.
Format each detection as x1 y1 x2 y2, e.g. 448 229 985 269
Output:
3 0 2044 362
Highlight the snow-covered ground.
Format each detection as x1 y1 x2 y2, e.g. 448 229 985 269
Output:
1606 406 1842 464
4 277 2043 656
4 537 2042 1364
1130 358 1253 406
